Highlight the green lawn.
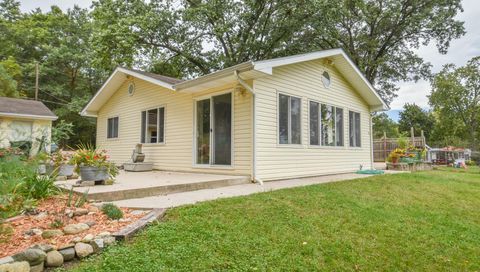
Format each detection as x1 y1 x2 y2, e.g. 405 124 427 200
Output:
71 167 480 271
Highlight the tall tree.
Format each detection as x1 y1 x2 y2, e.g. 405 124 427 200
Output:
305 0 465 104
398 103 435 140
429 57 480 149
372 113 399 138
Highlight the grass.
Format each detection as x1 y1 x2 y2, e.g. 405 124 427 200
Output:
71 167 480 271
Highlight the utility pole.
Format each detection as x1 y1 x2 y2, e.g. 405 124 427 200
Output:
35 62 39 100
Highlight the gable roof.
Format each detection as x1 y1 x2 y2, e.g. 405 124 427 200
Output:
0 97 58 120
81 48 388 116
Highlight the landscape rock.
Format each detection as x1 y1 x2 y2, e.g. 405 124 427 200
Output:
87 206 99 212
45 251 63 267
96 231 111 238
30 244 54 253
23 228 42 236
63 223 90 235
0 261 29 272
87 212 96 216
90 239 104 253
74 243 94 259
0 257 14 266
84 221 96 227
29 262 44 272
58 248 75 262
72 237 82 243
119 218 131 223
82 234 94 243
12 249 46 266
57 243 74 251
103 236 116 246
41 230 63 239
34 212 48 220
73 208 88 216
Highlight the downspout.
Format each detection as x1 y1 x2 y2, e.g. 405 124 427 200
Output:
234 70 263 185
369 111 375 170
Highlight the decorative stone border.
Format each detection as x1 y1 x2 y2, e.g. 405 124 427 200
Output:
0 208 166 272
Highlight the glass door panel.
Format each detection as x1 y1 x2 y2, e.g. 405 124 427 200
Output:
212 93 232 165
196 99 210 164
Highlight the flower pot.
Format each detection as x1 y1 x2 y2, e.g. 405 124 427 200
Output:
47 164 75 176
79 166 109 181
58 164 75 176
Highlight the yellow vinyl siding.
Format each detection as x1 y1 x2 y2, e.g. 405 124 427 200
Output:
253 59 372 180
96 79 252 176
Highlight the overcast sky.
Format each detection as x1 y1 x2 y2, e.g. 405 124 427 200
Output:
19 0 480 111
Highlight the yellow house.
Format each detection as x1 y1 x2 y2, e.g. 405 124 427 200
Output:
81 49 387 181
0 97 57 155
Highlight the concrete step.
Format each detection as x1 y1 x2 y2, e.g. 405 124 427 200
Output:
68 175 251 202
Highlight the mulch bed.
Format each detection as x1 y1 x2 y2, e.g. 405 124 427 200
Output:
0 195 145 258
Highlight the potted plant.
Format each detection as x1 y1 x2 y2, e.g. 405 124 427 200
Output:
47 150 75 176
71 144 118 182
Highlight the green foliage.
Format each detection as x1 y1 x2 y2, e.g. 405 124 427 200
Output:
372 113 399 138
0 62 18 97
51 120 74 147
49 218 64 229
397 135 409 149
0 154 58 218
66 187 74 207
72 168 480 271
101 203 123 220
75 189 89 208
398 103 435 141
429 56 480 149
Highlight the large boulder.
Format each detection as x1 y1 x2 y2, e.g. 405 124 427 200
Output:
30 244 54 253
0 261 30 272
12 249 46 266
41 230 63 239
74 243 93 259
58 247 75 262
63 223 89 235
45 250 63 267
29 262 44 272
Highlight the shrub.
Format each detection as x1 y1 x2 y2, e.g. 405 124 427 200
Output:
101 203 123 220
18 174 59 200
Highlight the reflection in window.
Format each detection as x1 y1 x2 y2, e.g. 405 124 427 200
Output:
278 94 301 144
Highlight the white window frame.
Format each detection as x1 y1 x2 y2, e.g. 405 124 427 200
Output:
308 100 344 147
141 105 166 145
349 110 361 148
106 116 119 139
192 90 234 168
277 92 302 145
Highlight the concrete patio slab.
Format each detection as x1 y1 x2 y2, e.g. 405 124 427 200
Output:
55 170 250 202
112 171 407 209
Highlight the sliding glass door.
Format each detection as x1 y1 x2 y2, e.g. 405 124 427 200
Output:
195 93 232 166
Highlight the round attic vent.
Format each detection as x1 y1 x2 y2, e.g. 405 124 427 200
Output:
321 71 331 88
128 82 135 96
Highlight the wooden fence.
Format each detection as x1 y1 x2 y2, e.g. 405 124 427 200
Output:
373 129 426 162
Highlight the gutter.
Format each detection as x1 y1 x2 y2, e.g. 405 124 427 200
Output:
234 70 263 185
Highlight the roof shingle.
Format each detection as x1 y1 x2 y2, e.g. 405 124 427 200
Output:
0 97 57 119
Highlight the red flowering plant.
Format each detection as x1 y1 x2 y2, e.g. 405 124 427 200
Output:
71 144 118 177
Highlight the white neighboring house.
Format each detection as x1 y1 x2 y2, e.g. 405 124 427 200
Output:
81 49 388 181
0 97 58 155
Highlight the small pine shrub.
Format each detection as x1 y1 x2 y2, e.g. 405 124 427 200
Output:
49 218 64 229
101 203 123 220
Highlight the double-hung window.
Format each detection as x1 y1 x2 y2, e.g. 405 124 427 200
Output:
278 93 301 144
107 117 119 139
141 107 165 144
349 111 361 147
309 102 344 146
